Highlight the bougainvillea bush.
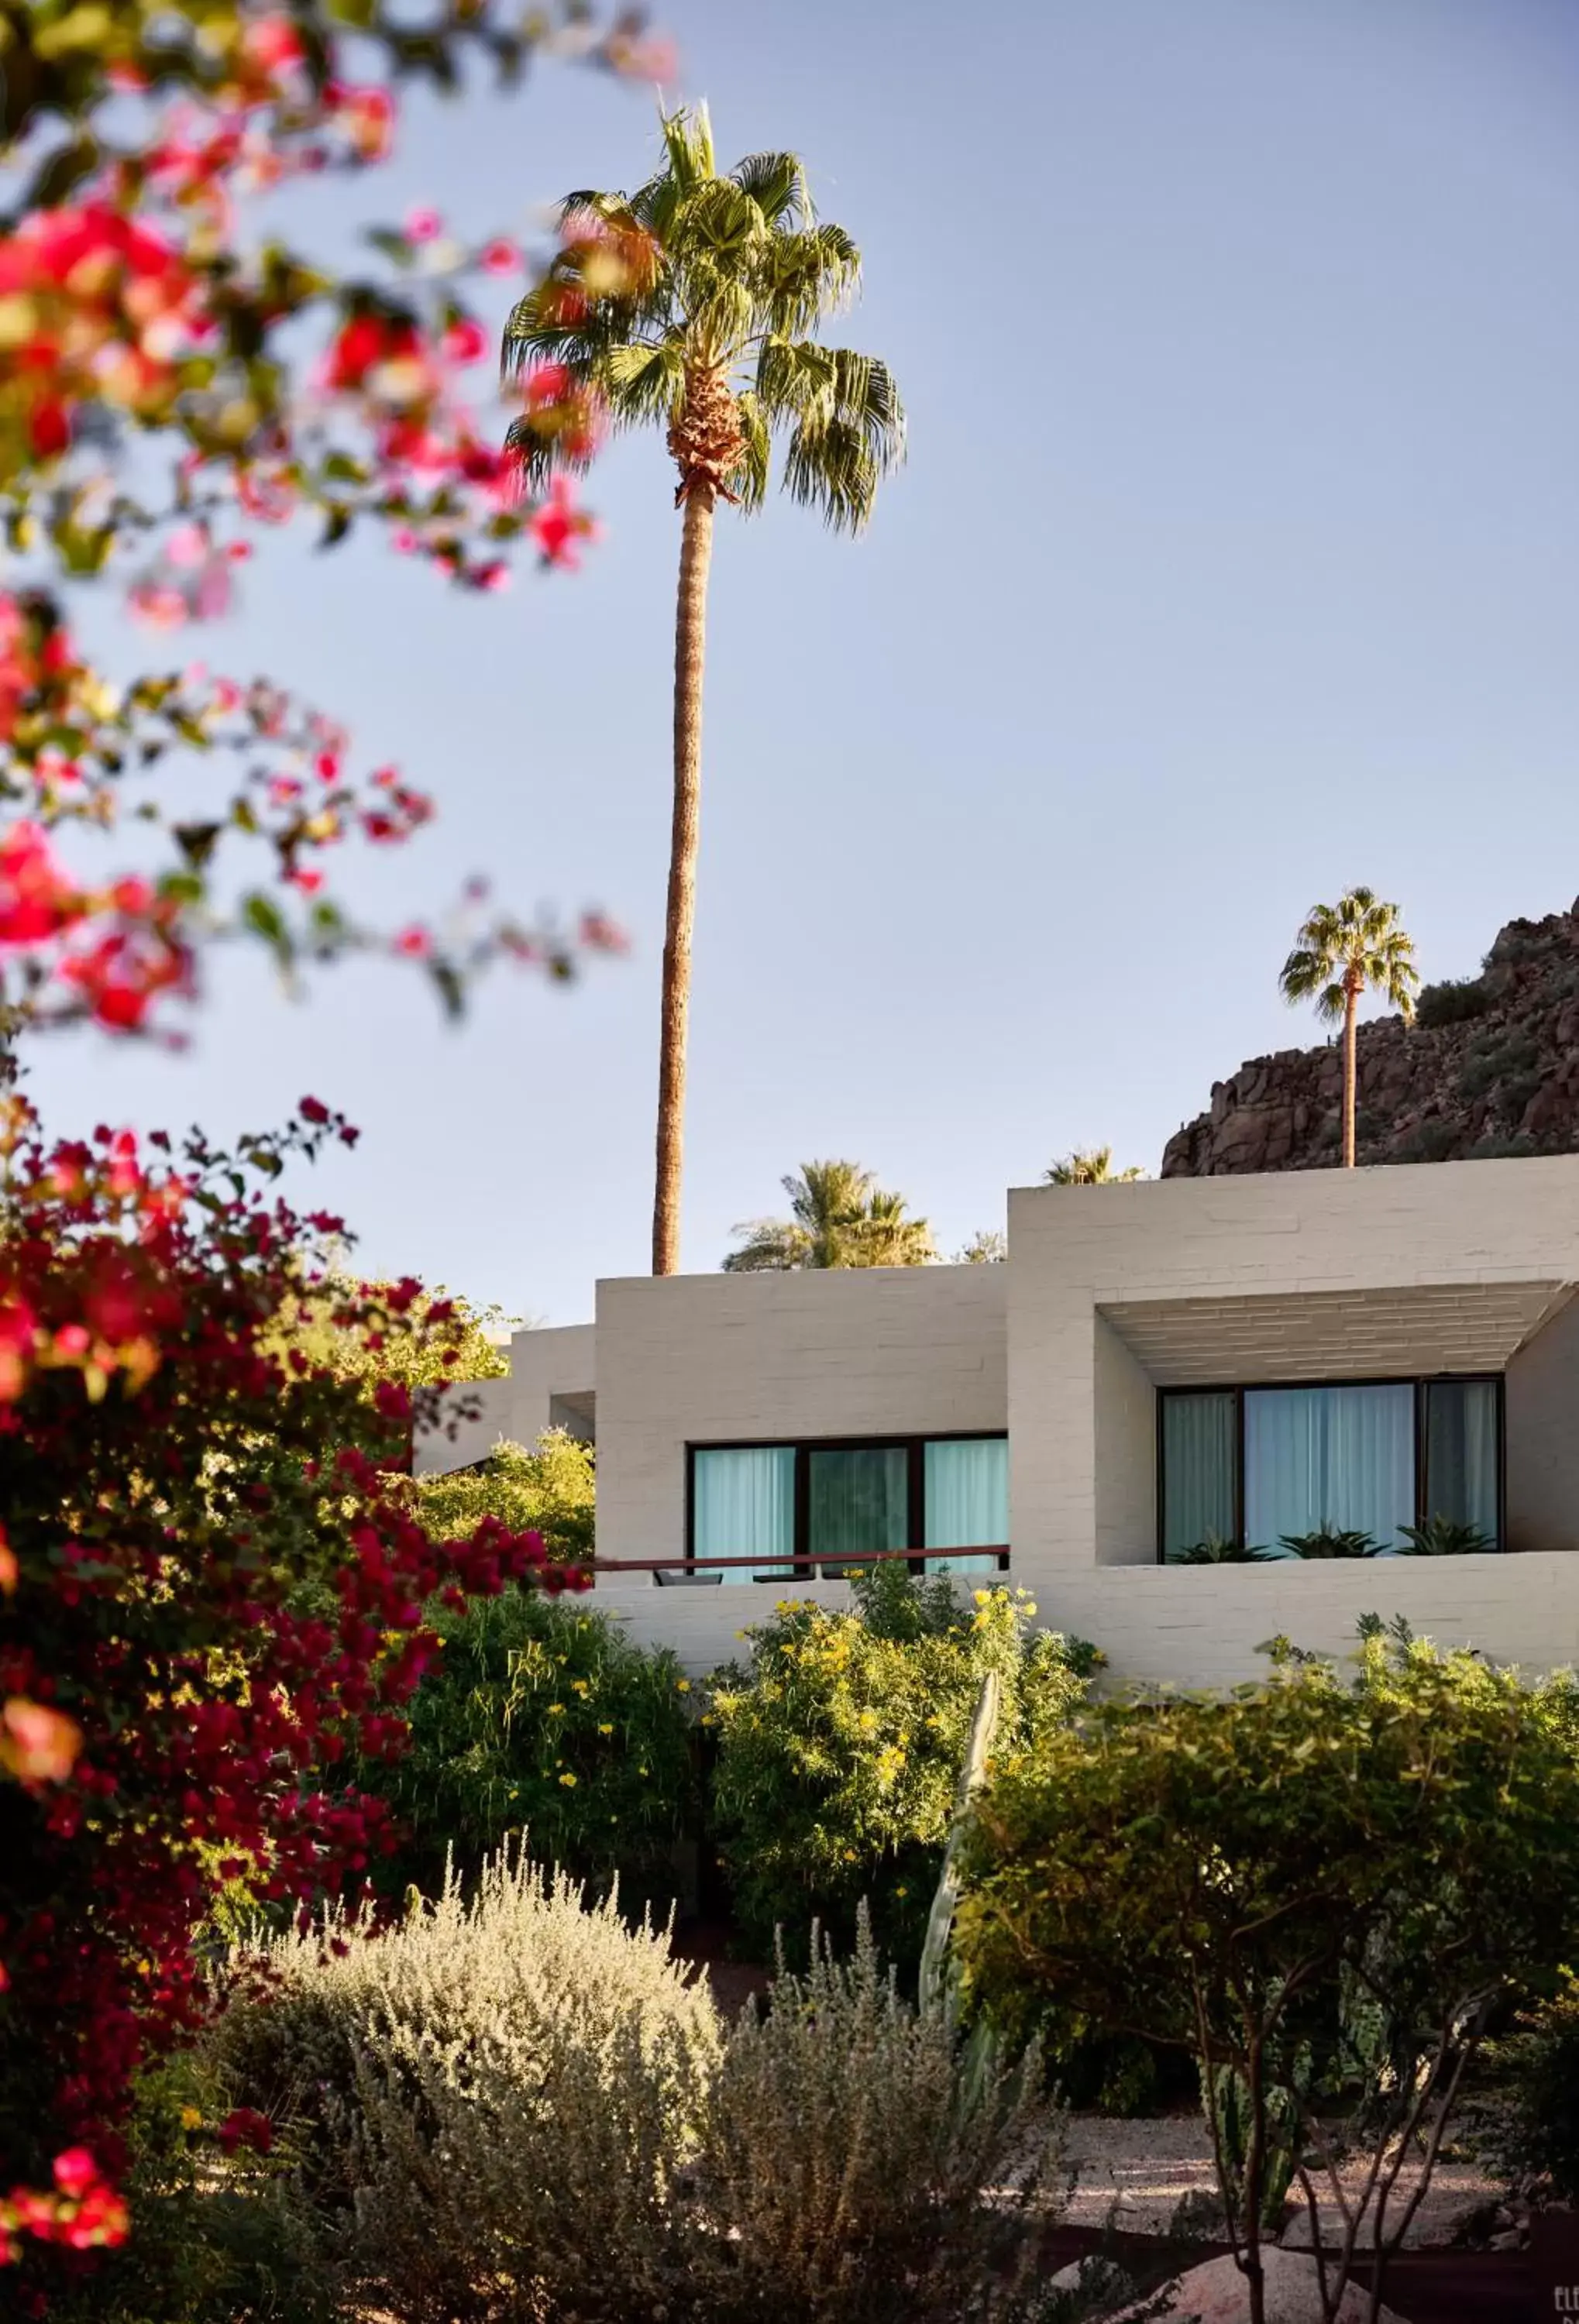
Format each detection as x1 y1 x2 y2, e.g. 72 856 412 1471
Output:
706 1565 1098 1970
0 1089 586 2298
357 1583 694 1909
0 0 673 2281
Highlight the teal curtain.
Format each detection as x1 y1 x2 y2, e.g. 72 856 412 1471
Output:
924 1437 1007 1576
808 1446 908 1577
693 1446 795 1584
1244 1384 1414 1550
1425 1380 1499 1545
1161 1393 1237 1558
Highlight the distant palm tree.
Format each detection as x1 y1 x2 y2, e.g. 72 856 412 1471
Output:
1279 889 1419 1168
723 1160 935 1271
955 1229 1007 1263
1044 1147 1146 1186
504 106 905 1277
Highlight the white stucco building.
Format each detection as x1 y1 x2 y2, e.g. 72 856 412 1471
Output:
420 1158 1579 1682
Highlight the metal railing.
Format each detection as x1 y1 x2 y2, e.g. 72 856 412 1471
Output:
590 1543 1010 1580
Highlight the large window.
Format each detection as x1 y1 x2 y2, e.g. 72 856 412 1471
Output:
1159 1377 1502 1560
686 1435 1007 1583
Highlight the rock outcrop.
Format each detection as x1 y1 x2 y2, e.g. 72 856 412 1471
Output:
1162 903 1579 1177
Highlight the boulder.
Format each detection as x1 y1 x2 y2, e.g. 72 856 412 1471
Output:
1112 2247 1409 2321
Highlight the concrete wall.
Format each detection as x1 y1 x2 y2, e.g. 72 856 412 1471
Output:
1008 1157 1579 1685
415 1321 594 1476
593 1264 1007 1668
1507 1294 1579 1552
1093 1315 1157 1565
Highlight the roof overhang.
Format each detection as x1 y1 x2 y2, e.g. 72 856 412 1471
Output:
1097 1281 1574 1387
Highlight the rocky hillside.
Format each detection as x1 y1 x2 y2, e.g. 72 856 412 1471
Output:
1161 903 1579 1177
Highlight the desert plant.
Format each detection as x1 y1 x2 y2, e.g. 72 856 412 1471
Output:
408 1428 596 1566
707 1570 1096 1968
722 1160 935 1270
957 1630 1579 2324
1396 1514 1495 1556
1278 1525 1382 1559
1168 1535 1274 1565
207 1848 724 2324
1279 888 1419 1168
1414 975 1494 1030
504 109 903 1275
690 1910 1058 2324
356 1587 695 1906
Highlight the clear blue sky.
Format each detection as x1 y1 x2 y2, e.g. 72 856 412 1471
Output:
27 0 1579 1320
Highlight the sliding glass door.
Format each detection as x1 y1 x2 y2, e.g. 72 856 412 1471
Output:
1243 1384 1415 1551
1160 1377 1502 1559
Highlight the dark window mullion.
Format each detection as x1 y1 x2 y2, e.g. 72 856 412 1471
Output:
909 1438 925 1576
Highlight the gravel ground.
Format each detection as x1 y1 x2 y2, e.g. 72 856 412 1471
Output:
1060 2115 1502 2250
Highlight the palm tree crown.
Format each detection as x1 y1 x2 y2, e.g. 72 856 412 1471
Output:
723 1160 935 1272
1044 1147 1147 1186
1278 889 1419 1026
503 103 906 528
1279 887 1419 1169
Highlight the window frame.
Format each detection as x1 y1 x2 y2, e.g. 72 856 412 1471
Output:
684 1430 1010 1581
1154 1373 1506 1563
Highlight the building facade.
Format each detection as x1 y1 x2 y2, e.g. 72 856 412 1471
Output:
420 1158 1579 1682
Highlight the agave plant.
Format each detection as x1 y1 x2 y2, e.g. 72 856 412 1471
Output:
1278 1525 1383 1560
1168 1535 1275 1565
1396 1514 1495 1556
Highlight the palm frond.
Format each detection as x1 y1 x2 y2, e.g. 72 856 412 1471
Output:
600 337 688 424
728 150 813 228
657 102 716 197
758 222 862 337
732 389 771 514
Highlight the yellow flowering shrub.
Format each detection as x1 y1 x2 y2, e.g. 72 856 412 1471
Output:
356 1591 695 1910
706 1563 1098 1968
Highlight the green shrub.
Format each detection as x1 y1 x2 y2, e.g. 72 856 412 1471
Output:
1415 975 1495 1030
1398 1119 1460 1163
957 1629 1579 2324
1474 1972 1579 2201
1459 1030 1539 1101
411 1427 595 1565
51 2051 332 2324
208 1848 724 2324
690 1912 1058 2324
707 1565 1096 1968
359 1586 695 1906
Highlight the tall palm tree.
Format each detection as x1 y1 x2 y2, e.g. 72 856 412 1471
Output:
722 1160 935 1271
1044 1147 1146 1185
504 107 905 1276
1279 888 1419 1168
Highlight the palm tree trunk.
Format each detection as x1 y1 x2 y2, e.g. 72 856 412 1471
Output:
652 483 716 1274
1342 975 1361 1169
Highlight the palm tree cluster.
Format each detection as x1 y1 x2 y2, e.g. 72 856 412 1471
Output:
1044 1148 1146 1185
1279 887 1419 1167
723 1160 935 1272
504 106 904 1276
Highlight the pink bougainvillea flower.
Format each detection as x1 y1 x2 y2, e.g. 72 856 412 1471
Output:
480 237 522 275
51 2149 98 2202
440 316 487 366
